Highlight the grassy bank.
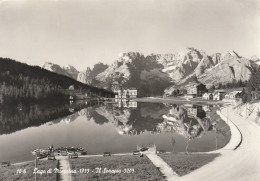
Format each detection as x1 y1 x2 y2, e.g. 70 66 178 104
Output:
0 160 58 181
70 155 164 181
158 153 220 176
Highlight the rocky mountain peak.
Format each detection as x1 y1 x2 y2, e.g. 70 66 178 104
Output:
117 52 145 64
220 50 240 61
77 62 108 84
63 64 78 72
250 55 259 61
43 62 63 72
43 62 79 79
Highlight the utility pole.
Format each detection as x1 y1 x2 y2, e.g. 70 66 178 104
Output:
35 153 38 181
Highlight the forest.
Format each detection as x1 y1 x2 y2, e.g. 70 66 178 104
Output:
0 58 115 105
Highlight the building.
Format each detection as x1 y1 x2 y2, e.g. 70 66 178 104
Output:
202 93 213 100
186 83 207 97
251 91 260 100
127 88 138 98
213 92 223 100
114 88 137 99
114 89 122 99
213 90 226 101
224 91 241 102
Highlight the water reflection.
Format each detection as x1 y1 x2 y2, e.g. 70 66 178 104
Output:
0 101 226 141
81 102 225 142
0 101 230 163
161 104 211 139
114 99 138 108
0 100 99 135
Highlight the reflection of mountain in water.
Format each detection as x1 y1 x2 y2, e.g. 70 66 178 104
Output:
86 103 167 135
90 103 167 135
89 103 224 142
160 104 213 139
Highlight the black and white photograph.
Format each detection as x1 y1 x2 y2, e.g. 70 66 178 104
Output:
0 0 260 180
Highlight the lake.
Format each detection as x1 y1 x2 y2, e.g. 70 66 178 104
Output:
0 100 230 163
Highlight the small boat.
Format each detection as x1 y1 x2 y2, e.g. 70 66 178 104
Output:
1 161 10 167
31 149 48 155
103 152 111 157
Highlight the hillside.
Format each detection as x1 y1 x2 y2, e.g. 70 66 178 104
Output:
0 58 114 105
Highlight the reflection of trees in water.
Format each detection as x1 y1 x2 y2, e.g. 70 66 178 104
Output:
0 100 99 135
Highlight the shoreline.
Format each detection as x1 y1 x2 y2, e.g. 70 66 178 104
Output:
134 97 227 105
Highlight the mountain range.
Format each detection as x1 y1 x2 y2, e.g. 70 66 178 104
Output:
42 48 260 96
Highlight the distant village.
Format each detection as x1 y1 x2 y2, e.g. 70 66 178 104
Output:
110 78 260 105
165 82 259 103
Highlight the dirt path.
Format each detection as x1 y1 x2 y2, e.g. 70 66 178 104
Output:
175 106 260 181
142 146 179 180
58 156 73 181
145 153 179 180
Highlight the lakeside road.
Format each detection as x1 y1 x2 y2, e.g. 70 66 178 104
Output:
176 106 260 181
134 97 225 105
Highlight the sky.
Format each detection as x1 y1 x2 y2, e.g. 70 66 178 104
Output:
0 0 260 71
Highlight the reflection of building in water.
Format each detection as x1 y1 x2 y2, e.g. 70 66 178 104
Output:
202 105 212 112
161 104 211 140
187 107 197 117
116 100 137 108
183 104 206 119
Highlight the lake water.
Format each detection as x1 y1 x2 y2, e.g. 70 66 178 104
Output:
0 100 230 163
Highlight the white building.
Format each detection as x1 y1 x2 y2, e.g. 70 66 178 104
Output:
213 90 226 101
224 91 241 102
114 88 137 99
202 93 213 100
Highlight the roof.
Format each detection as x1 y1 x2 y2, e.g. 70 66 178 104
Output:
226 91 242 96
